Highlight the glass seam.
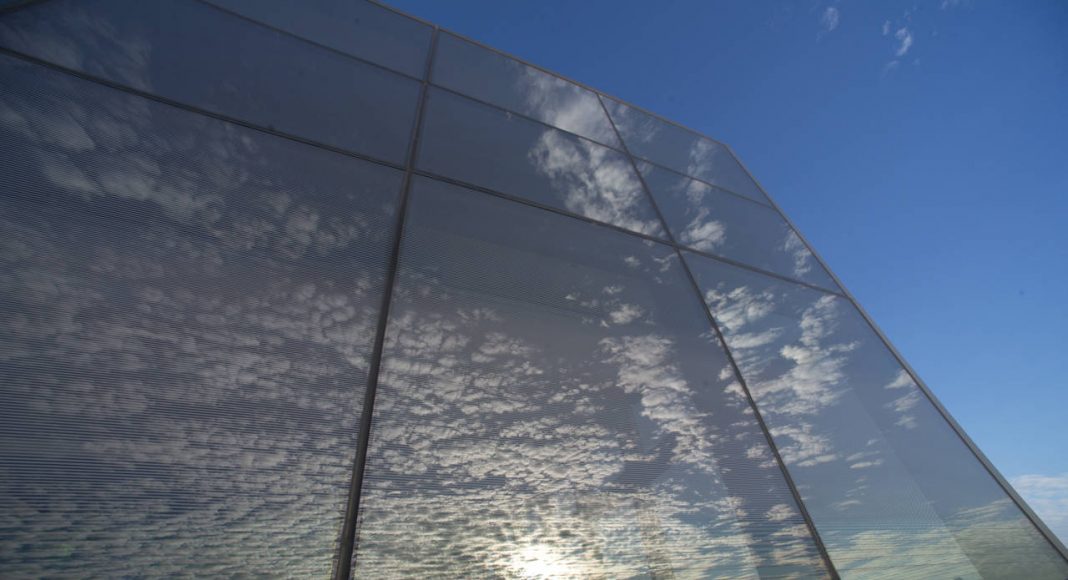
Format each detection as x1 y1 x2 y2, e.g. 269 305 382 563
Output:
365 0 739 153
0 46 409 171
333 26 440 580
0 52 795 295
596 92 842 580
721 141 1068 564
427 83 620 149
633 156 776 209
410 168 845 297
0 44 839 297
194 0 428 82
6 0 1057 571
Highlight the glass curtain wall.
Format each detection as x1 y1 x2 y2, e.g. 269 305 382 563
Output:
1 1 1064 578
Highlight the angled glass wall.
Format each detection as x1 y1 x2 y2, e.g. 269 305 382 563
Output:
1 1 1064 578
353 177 828 578
0 0 423 164
417 87 665 238
684 255 1068 578
0 53 402 576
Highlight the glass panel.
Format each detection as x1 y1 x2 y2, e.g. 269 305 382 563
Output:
205 0 432 78
352 176 830 578
685 253 1068 579
0 55 403 576
433 32 620 147
604 98 769 204
0 0 421 164
418 87 666 238
640 162 839 291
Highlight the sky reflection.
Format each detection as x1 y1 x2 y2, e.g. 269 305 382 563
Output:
685 252 1068 579
352 177 829 578
0 54 402 577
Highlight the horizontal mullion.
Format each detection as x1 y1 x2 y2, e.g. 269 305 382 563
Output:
0 47 408 171
427 84 623 151
194 0 426 83
411 169 844 297
0 47 839 300
364 0 740 155
634 156 775 209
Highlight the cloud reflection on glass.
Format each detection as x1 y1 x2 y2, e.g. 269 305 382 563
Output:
433 32 622 147
604 98 770 205
2 0 1065 577
417 87 667 239
0 55 402 577
352 177 829 578
0 0 422 164
684 252 1068 579
639 162 839 291
205 0 434 78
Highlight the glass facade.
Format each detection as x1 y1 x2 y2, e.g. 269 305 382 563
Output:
0 1 1064 578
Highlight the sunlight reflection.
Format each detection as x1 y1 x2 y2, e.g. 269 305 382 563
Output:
511 544 574 579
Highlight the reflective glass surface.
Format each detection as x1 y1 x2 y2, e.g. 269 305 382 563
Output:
605 98 770 204
0 0 421 164
433 32 621 147
2 2 1064 577
685 253 1068 579
418 87 666 238
205 0 432 78
352 177 830 578
0 56 403 576
640 162 839 291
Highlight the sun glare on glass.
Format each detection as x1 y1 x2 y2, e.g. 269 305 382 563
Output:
511 544 574 579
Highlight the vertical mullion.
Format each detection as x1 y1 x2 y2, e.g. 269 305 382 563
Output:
596 94 841 579
333 26 441 580
722 143 1068 564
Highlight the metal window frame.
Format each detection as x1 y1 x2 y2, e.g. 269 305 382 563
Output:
727 146 1068 562
3 0 1063 571
0 47 843 297
598 93 841 580
333 25 441 580
362 0 1068 564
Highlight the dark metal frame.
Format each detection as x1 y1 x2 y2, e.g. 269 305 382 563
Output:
728 149 1068 561
332 26 440 580
2 0 1064 573
598 94 842 579
361 0 1068 565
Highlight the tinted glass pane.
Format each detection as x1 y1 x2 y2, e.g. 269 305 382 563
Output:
640 163 839 291
0 56 403 576
0 0 420 164
604 98 769 204
418 88 666 238
352 177 830 578
205 0 432 78
433 32 620 147
685 253 1068 579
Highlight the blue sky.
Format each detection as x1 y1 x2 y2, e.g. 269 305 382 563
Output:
386 0 1068 540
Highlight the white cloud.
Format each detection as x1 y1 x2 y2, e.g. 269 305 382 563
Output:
894 27 914 57
820 6 840 33
881 20 891 36
766 503 797 522
529 129 663 236
519 67 619 145
607 302 644 325
681 209 727 252
1011 473 1068 544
